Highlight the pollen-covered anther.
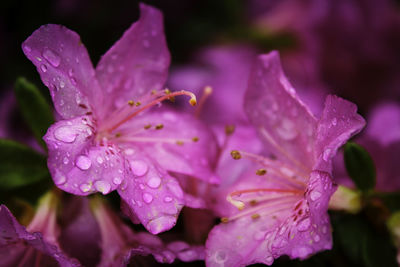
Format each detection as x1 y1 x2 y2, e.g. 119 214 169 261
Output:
135 101 141 106
155 124 164 130
227 194 245 210
256 168 267 176
189 97 197 106
192 137 199 142
176 140 184 146
144 124 152 129
115 132 122 137
221 217 229 223
249 200 258 206
231 150 242 160
128 100 135 106
251 214 261 220
225 125 236 136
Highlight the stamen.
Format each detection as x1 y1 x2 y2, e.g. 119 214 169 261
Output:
176 141 184 146
256 168 267 176
144 124 152 129
192 137 199 142
117 136 194 145
107 90 197 132
128 100 134 106
231 150 242 160
155 124 164 130
251 214 261 220
195 86 213 118
225 125 235 136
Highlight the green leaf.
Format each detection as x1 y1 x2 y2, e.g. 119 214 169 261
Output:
14 77 54 149
344 142 376 193
375 191 400 212
0 139 49 190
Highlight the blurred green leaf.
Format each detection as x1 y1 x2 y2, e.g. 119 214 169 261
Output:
14 77 54 149
344 142 376 193
0 139 49 190
333 213 397 267
375 191 400 212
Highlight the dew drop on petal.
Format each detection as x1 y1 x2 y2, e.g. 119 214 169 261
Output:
96 156 104 164
54 171 67 185
164 196 173 203
147 177 161 188
40 64 47 72
332 118 337 126
80 183 92 193
124 148 135 155
23 45 32 52
70 77 77 86
310 191 321 201
314 234 320 242
297 218 311 232
142 193 154 204
54 126 77 143
214 250 227 263
76 155 92 170
43 48 61 67
59 81 65 88
95 180 111 194
113 177 122 185
130 160 148 176
63 157 69 164
323 148 331 161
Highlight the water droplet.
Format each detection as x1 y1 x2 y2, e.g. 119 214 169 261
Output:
70 77 77 86
113 177 122 185
265 256 274 265
167 183 184 199
63 157 69 164
130 160 148 176
95 180 111 194
59 81 65 88
76 155 92 170
276 118 297 140
164 196 173 203
143 40 150 48
80 183 92 193
124 148 135 155
297 218 311 232
23 45 32 52
147 177 161 188
314 234 320 242
310 191 321 201
96 156 104 164
54 171 66 185
214 249 227 263
40 64 47 72
43 48 61 67
332 118 337 126
54 126 77 143
323 148 331 161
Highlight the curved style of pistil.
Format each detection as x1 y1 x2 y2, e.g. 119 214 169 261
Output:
22 4 218 235
205 51 366 266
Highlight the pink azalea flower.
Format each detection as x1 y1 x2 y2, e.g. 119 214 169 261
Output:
91 197 204 266
0 193 80 267
22 4 218 234
205 51 365 266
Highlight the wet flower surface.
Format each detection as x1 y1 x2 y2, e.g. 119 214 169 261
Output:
205 51 365 266
22 4 218 235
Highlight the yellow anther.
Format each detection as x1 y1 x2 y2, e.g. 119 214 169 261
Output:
128 100 134 106
176 141 184 146
155 124 164 130
115 133 121 137
256 169 267 176
164 88 171 94
227 194 245 210
135 101 141 106
144 124 152 129
230 150 242 160
189 97 197 106
221 217 229 223
225 125 236 136
249 200 258 206
204 85 213 95
192 137 199 142
251 214 261 220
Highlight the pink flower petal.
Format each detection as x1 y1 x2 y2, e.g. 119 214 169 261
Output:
22 24 101 119
315 95 366 172
244 51 317 170
118 156 184 234
44 116 125 195
95 3 170 116
117 110 219 184
0 205 80 267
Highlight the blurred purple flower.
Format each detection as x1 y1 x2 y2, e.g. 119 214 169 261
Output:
0 193 80 267
22 4 218 234
205 51 365 266
254 0 400 110
91 197 204 266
